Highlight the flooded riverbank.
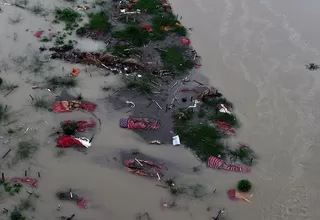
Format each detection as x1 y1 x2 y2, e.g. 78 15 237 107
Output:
1 0 320 219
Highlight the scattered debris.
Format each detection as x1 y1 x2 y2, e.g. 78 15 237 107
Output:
125 101 135 108
149 140 162 145
76 4 89 11
306 63 320 71
124 158 166 179
136 212 152 220
56 190 87 208
212 208 225 220
172 135 180 146
2 149 11 159
50 51 149 74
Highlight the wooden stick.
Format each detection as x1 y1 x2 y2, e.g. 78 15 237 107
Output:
2 149 11 158
4 86 18 97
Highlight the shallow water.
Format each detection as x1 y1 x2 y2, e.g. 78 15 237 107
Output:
0 0 320 219
169 0 320 219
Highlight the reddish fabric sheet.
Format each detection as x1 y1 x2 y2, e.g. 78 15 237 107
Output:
127 117 160 130
216 121 236 134
57 136 84 148
10 177 38 188
207 156 250 173
53 100 97 113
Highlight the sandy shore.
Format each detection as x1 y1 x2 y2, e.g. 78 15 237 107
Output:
1 0 320 219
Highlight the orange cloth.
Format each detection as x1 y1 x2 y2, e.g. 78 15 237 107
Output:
72 68 80 77
161 26 171 32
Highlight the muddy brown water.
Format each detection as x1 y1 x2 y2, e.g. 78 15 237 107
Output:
0 0 319 219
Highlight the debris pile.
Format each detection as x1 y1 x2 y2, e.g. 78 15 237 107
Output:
124 158 166 179
50 51 150 74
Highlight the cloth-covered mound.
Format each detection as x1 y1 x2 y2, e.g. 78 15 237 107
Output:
124 158 166 178
57 136 91 148
120 117 160 130
207 156 250 173
54 100 96 113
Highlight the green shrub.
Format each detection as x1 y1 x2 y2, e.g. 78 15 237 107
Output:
237 179 252 192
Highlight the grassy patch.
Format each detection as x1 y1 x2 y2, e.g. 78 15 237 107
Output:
56 149 66 157
87 12 112 32
112 26 150 47
133 0 162 14
229 146 257 166
30 95 51 110
61 121 78 135
10 208 27 220
14 140 38 162
46 76 77 89
111 44 137 57
29 53 45 74
237 179 252 192
0 81 18 92
122 74 154 94
0 181 22 196
174 117 228 161
0 102 12 123
29 2 46 15
169 183 207 199
160 46 195 73
151 13 187 40
173 94 257 164
54 7 81 31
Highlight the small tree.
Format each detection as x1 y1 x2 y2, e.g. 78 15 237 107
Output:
237 179 252 192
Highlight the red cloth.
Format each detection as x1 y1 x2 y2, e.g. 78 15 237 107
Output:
63 120 96 132
216 121 236 134
53 101 97 113
77 198 88 209
34 30 44 38
81 101 97 112
142 24 153 33
180 37 191 45
207 156 250 173
57 136 84 148
10 177 38 188
127 117 160 130
227 189 236 199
